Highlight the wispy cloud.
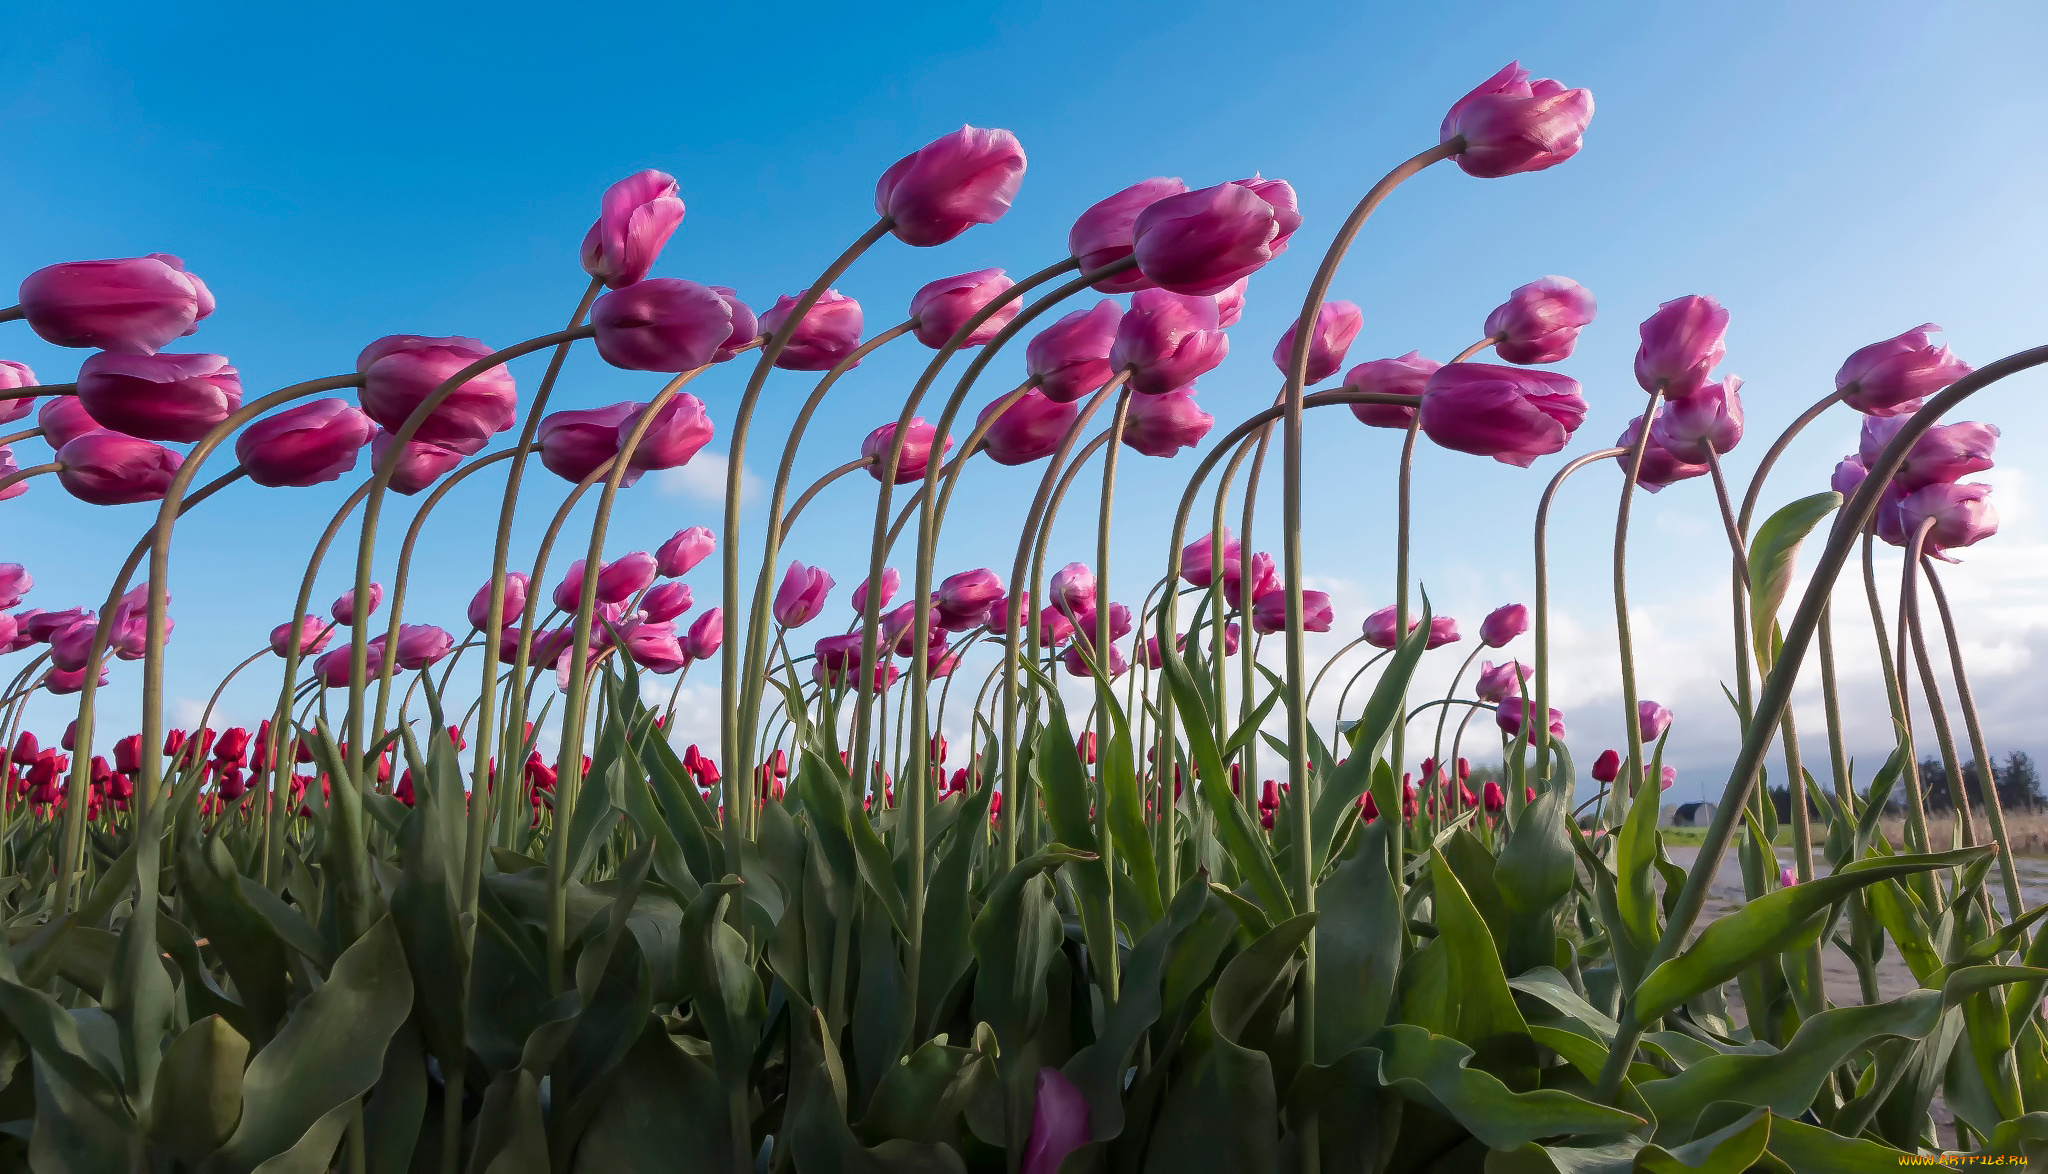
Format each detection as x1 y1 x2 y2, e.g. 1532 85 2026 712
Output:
659 450 763 507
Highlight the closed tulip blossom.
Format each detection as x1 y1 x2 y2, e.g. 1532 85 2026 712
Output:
75 352 241 443
1110 290 1229 395
1638 700 1673 742
357 335 517 453
1069 178 1187 291
978 388 1076 465
1222 552 1276 611
46 667 107 695
1475 659 1528 703
0 361 36 425
758 290 863 371
1344 352 1439 430
592 279 734 372
1025 301 1123 403
639 581 693 623
773 562 834 627
1892 420 1999 490
684 608 722 660
936 568 1003 631
1615 416 1707 492
1214 279 1250 329
621 393 715 471
0 448 25 501
270 615 333 656
1131 181 1293 296
852 569 899 615
656 526 715 577
861 418 951 483
18 254 214 353
1479 604 1530 648
1362 606 1460 650
1419 363 1586 466
1837 324 1973 417
1251 587 1333 634
332 583 383 626
38 397 101 450
618 620 688 673
22 607 87 643
1062 640 1129 679
909 269 1018 349
1048 563 1097 620
235 398 376 487
1633 295 1729 397
538 402 638 485
370 431 464 495
1832 454 1869 499
1882 481 1998 560
468 572 529 629
1272 300 1364 385
1440 62 1593 178
708 287 761 362
389 624 454 670
55 432 182 504
579 170 686 289
0 564 28 609
1485 277 1596 364
874 125 1026 247
552 553 659 611
1494 696 1566 740
314 643 384 687
1120 389 1213 457
1650 375 1744 462
1591 749 1621 783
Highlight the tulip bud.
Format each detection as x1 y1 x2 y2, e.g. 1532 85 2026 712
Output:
592 279 734 373
977 388 1076 466
0 362 33 427
1361 606 1460 651
270 615 333 657
1881 481 1998 560
75 352 241 442
1179 528 1239 589
620 393 714 472
1131 181 1293 296
1892 420 1999 491
618 619 688 673
579 170 685 289
1343 352 1437 430
1651 375 1745 463
18 254 213 353
640 581 693 623
357 335 516 454
909 269 1017 350
1068 178 1187 292
0 563 30 610
935 568 1003 632
236 398 376 487
331 583 383 626
1251 587 1333 635
861 419 950 484
1494 696 1565 740
1831 454 1869 499
469 572 529 631
1485 277 1596 364
1271 300 1364 384
1633 296 1728 398
1025 301 1123 403
1779 866 1797 888
38 397 100 450
874 126 1025 247
55 431 183 505
684 608 722 660
390 624 455 670
1048 563 1096 620
370 431 465 495
1474 660 1527 703
851 569 899 616
1120 389 1212 458
0 447 25 502
1590 749 1621 784
1111 289 1229 395
758 290 863 371
537 402 637 485
1479 604 1529 648
1420 363 1586 467
1440 63 1593 179
773 562 834 628
1222 552 1276 612
656 526 715 577
1837 324 1972 417
1614 415 1708 494
1637 700 1672 742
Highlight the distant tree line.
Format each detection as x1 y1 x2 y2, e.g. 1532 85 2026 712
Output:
1764 750 2040 821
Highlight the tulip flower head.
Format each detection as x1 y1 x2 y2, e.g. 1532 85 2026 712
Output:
1419 363 1586 467
468 573 529 630
1251 587 1333 635
1637 700 1672 742
1068 178 1187 292
592 279 734 372
656 526 715 577
874 126 1026 248
935 569 1003 631
977 388 1077 465
388 624 455 670
269 615 332 657
1130 181 1294 296
1048 563 1097 621
1026 300 1123 403
1479 604 1529 648
1891 420 1998 491
1179 528 1239 588
639 581 693 623
1615 416 1707 493
1485 277 1595 364
1837 325 1972 417
1120 389 1212 457
0 361 32 426
1344 352 1438 430
18 254 214 354
236 398 376 488
55 432 183 505
909 269 1018 349
1271 300 1364 384
1650 375 1744 462
684 608 722 660
580 170 685 289
1881 481 1998 561
861 418 951 484
1440 63 1593 178
1633 295 1728 398
370 431 465 495
331 583 383 626
621 393 715 472
1362 606 1460 650
0 564 30 610
1494 696 1565 740
773 562 834 628
1474 660 1528 703
357 335 517 453
852 569 899 615
758 290 863 371
538 402 638 485
38 396 100 449
76 352 241 443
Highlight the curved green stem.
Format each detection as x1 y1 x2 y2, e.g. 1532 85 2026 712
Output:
1530 447 1625 790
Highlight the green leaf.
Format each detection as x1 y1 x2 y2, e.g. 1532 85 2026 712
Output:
970 846 1091 1055
1633 1105 1769 1173
1366 1024 1642 1150
1760 1113 1913 1173
569 1020 734 1173
1155 638 1292 917
1311 601 1431 868
1315 817 1402 1060
1097 680 1163 922
1428 848 1536 1090
147 1015 248 1162
1747 492 1841 668
916 765 994 1038
176 832 290 1044
678 878 765 1090
803 748 910 937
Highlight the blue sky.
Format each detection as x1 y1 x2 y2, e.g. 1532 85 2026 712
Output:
4 0 2046 802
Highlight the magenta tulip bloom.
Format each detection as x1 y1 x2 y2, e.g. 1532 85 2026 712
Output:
54 432 182 505
1633 296 1728 397
314 643 384 688
620 393 714 473
978 388 1077 465
1069 178 1187 292
1893 421 1998 491
1440 63 1593 179
1344 352 1438 430
883 600 931 656
1020 1066 1089 1168
76 352 241 443
538 402 637 486
1131 181 1291 296
1832 454 1868 499
1486 277 1596 364
592 279 734 372
22 608 88 644
1650 375 1744 462
580 170 686 289
1222 552 1277 612
0 564 28 609
1232 176 1301 253
1180 529 1240 588
357 335 516 454
1251 587 1332 634
468 572 529 630
1837 325 1973 417
390 624 454 670
331 583 383 626
862 418 950 484
1479 603 1529 647
656 526 715 577
1120 389 1212 457
370 431 464 495
1615 416 1707 493
706 287 759 362
1362 606 1459 650
773 562 834 628
758 290 863 371
1214 278 1249 328
874 126 1026 247
1638 700 1672 742
936 568 1003 631
236 398 376 488
1026 300 1123 403
0 361 36 426
0 448 25 501
270 615 333 657
909 269 1018 349
852 569 899 615
1495 696 1566 740
1475 660 1527 703
1048 563 1096 619
46 666 108 695
1590 749 1621 783
1419 363 1586 467
18 254 213 354
1272 300 1364 384
1882 481 1998 560
553 553 658 611
639 581 693 623
39 397 100 449
1062 640 1129 679
684 608 722 660
618 619 688 673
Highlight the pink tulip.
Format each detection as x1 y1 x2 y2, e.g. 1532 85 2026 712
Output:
1272 300 1364 384
0 448 26 500
76 352 240 443
1251 587 1332 634
1614 416 1707 493
1479 604 1529 648
1650 375 1744 462
553 553 658 611
1475 660 1527 703
685 608 723 660
909 269 1018 349
1344 352 1438 430
852 569 899 615
773 562 834 628
706 287 759 362
1048 563 1096 618
1131 181 1292 296
38 397 100 449
621 393 715 471
1494 696 1566 740
370 431 464 495
580 170 685 289
468 573 529 630
22 608 87 643
1214 277 1249 327
1779 866 1797 888
1832 454 1868 499
1633 296 1728 398
813 654 899 694
1881 481 1997 560
1361 606 1460 650
46 666 108 695
862 419 951 484
656 526 715 577
331 583 383 626
874 126 1026 247
639 581 693 623
758 290 863 371
1419 363 1586 467
1026 300 1123 403
813 633 870 674
618 619 688 674
1222 552 1276 611
313 642 384 688
1062 640 1129 679
1892 420 1999 491
1440 63 1593 179
0 361 34 426
0 564 28 609
54 432 182 504
389 624 454 670
357 335 516 454
1180 528 1239 588
1111 289 1228 395
936 568 1004 631
539 402 639 485
1232 176 1301 253
978 388 1077 465
1120 389 1212 457
592 279 734 372
1021 1067 1090 1174
1069 178 1187 291
1837 325 1972 417
1486 277 1596 364
18 254 213 353
236 398 376 487
883 599 931 656
1638 700 1672 742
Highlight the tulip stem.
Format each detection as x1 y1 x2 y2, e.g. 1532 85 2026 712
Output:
776 458 876 542
1901 519 1977 846
1303 635 1371 718
0 382 73 400
0 426 41 447
0 462 59 495
1865 531 1930 852
1450 337 1497 363
882 378 1038 550
0 305 20 322
1530 448 1624 791
1922 559 2026 921
1612 386 1665 810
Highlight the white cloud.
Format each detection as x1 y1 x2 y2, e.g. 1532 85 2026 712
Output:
659 450 763 507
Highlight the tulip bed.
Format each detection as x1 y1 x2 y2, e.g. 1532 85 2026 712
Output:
0 60 2044 1174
